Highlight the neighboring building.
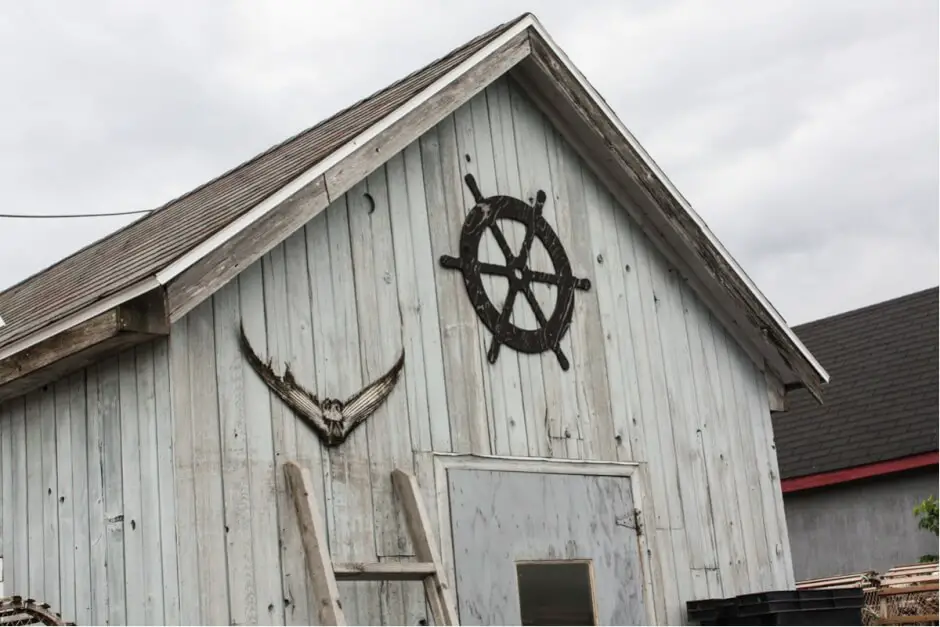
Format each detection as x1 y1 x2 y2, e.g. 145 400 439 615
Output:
0 14 829 626
775 287 939 581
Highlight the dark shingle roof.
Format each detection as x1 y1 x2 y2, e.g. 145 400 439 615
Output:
774 287 939 479
0 14 527 350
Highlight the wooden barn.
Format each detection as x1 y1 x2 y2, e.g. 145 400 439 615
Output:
0 13 829 626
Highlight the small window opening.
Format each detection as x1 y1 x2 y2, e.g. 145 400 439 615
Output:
516 559 597 626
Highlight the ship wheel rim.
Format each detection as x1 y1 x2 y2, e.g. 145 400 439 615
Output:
439 175 591 371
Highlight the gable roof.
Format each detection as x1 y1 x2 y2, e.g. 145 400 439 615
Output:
0 13 829 399
0 13 525 351
774 286 939 480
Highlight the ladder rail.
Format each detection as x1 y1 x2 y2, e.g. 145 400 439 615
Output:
284 460 348 626
391 468 460 626
284 461 459 626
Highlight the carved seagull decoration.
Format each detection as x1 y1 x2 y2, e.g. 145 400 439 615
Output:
238 323 405 447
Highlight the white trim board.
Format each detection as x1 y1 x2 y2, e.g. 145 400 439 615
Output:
431 453 658 626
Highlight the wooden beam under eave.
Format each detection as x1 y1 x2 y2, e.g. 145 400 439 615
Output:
765 369 789 413
0 288 169 403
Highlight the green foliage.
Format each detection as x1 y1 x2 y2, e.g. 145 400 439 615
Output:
914 495 939 536
914 495 938 563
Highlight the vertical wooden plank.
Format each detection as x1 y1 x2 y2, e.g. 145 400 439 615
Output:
119 349 144 625
400 142 452 453
475 79 551 456
170 317 202 623
262 243 311 625
582 174 670 620
681 289 745 597
350 171 415 622
385 151 431 625
9 398 27 597
387 149 435 455
471 89 532 458
484 81 533 458
69 371 92 626
314 193 380 626
99 356 126 626
423 118 490 455
188 299 231 625
0 404 3 576
0 403 12 596
154 338 181 625
213 278 258 626
238 262 286 626
583 169 636 461
726 334 774 593
356 165 415 622
510 86 588 461
652 265 720 599
55 379 75 621
754 372 796 588
624 212 693 621
483 80 544 457
39 389 59 609
283 225 327 621
711 327 764 593
452 100 502 458
741 350 789 588
544 124 617 462
136 342 166 625
85 365 109 625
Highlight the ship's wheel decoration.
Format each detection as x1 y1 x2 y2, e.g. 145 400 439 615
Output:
440 174 591 371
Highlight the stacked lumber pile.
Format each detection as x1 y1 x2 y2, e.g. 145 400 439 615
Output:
874 563 939 626
797 571 881 624
798 563 939 626
0 597 73 626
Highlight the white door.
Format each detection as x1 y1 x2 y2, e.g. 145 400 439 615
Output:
447 468 647 625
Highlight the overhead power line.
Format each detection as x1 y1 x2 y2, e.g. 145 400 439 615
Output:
0 209 153 219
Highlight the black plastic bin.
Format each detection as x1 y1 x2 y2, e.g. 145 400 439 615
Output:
687 588 864 626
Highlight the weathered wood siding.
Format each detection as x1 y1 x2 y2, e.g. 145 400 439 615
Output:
0 340 179 626
163 75 793 625
0 74 792 626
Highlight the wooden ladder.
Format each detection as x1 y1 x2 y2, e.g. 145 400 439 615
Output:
283 460 460 626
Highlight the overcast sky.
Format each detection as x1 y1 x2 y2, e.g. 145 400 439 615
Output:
0 0 936 325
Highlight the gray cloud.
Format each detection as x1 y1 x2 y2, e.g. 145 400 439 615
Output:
0 0 936 325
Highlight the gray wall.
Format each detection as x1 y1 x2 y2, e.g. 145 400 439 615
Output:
785 467 940 580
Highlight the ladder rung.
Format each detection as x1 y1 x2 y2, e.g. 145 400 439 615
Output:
334 561 438 581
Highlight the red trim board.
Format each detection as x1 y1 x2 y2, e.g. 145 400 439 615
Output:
781 451 939 493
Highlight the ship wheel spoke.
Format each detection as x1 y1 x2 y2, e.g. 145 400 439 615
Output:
477 261 513 278
488 284 520 363
527 269 564 286
488 222 515 262
521 283 570 370
516 222 538 267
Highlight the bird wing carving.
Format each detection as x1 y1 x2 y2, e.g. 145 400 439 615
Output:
238 323 331 438
339 350 406 437
238 322 405 447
